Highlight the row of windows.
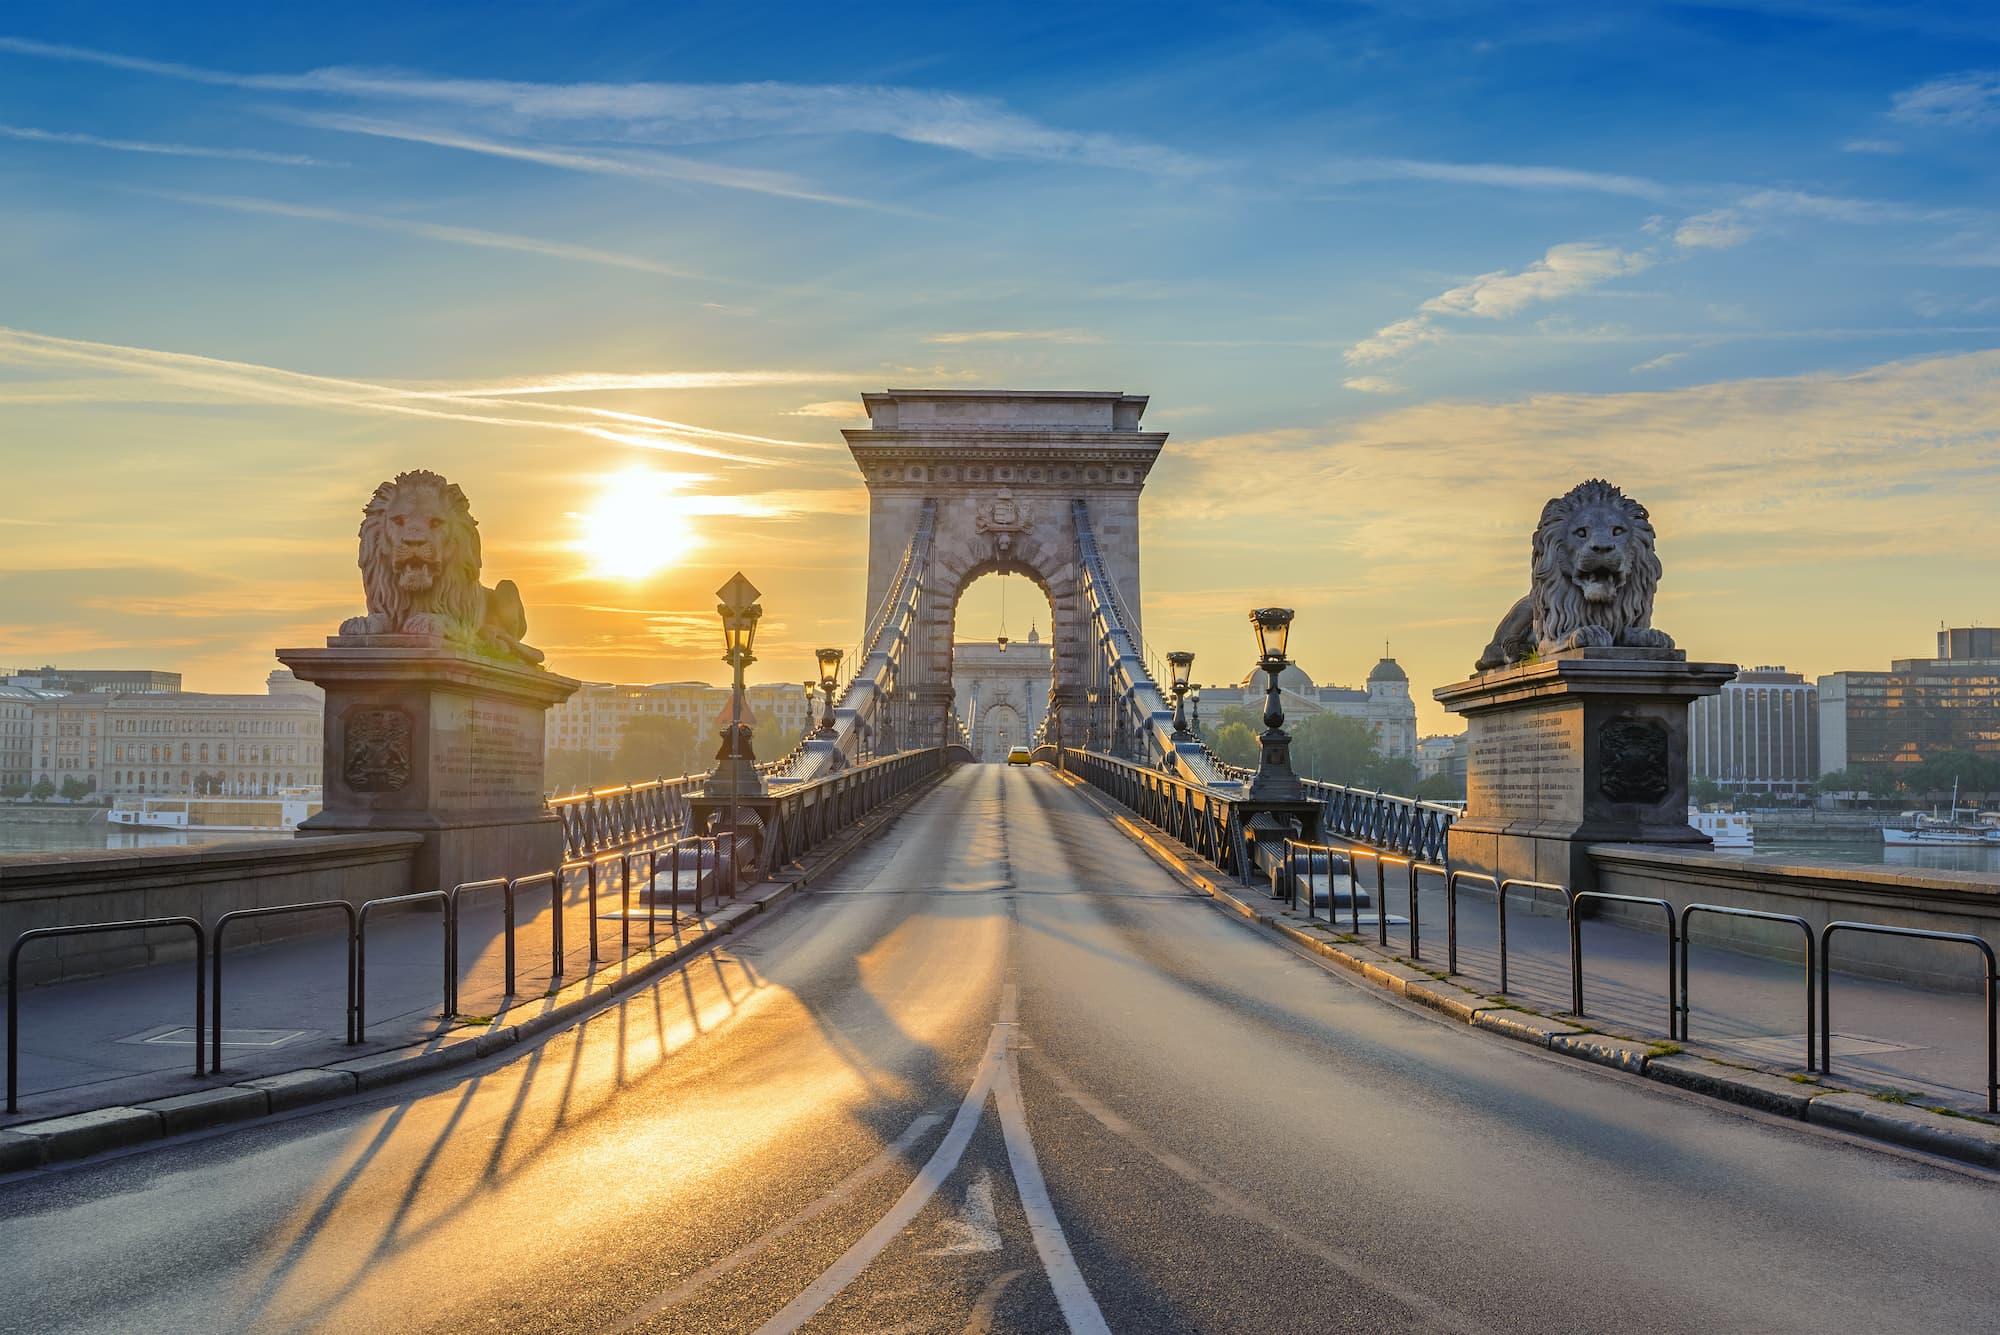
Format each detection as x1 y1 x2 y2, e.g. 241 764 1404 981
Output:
111 716 306 736
107 770 299 792
109 743 314 765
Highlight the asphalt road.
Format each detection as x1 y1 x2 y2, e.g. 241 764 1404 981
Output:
1 764 1996 1334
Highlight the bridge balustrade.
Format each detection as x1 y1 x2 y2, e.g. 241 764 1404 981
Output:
550 773 701 862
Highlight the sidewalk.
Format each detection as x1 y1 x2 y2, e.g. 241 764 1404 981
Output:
2 855 731 1128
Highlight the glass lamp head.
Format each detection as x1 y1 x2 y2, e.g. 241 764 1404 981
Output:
1250 607 1294 664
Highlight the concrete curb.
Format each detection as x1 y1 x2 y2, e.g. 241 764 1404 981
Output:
1049 766 2000 1174
2 769 946 1172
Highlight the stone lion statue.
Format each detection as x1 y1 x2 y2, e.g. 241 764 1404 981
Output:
337 469 544 664
1474 478 1674 671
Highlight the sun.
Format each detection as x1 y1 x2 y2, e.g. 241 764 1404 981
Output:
577 468 698 579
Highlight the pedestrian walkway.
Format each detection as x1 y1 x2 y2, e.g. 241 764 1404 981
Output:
2 854 728 1126
1304 866 1993 1110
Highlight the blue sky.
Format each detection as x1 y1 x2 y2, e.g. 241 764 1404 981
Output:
4 2 2000 731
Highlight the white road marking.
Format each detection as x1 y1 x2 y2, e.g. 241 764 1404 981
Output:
750 1025 1006 1335
607 1113 946 1331
926 1168 1003 1255
993 984 1113 1335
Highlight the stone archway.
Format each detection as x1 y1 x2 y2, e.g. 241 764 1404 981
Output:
980 702 1025 759
845 390 1166 749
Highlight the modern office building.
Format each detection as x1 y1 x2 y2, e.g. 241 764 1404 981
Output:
1818 627 2000 772
1689 666 1819 797
3 666 181 695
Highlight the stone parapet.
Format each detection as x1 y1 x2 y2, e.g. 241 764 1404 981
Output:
1437 646 1736 890
0 832 424 985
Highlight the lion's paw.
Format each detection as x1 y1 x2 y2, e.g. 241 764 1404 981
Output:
1621 627 1675 649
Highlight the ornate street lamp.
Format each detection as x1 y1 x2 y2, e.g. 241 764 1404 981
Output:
710 572 763 816
802 681 817 739
1189 683 1202 736
815 647 844 736
1247 607 1302 801
1167 650 1195 740
1085 686 1101 751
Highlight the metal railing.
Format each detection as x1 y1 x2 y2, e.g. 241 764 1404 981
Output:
1820 921 1998 1112
1063 748 1250 878
9 918 206 1113
1680 906 1814 1065
741 748 956 880
1570 891 1677 1034
213 901 357 1071
355 890 453 1042
1303 778 1457 864
550 773 701 862
1497 877 1570 995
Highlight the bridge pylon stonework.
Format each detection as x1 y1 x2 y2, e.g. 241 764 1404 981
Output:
844 390 1166 753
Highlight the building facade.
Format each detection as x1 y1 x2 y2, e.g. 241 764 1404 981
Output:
1197 656 1418 760
1818 627 2000 773
1416 733 1461 780
952 627 1052 760
0 684 50 790
30 674 324 798
1689 666 1819 797
545 680 817 775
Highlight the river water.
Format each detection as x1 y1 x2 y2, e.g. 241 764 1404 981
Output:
1752 835 2000 875
0 808 260 856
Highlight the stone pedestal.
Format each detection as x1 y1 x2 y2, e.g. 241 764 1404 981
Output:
1435 647 1736 892
276 638 579 892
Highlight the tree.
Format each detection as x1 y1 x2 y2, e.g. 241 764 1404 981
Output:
1690 777 1726 807
1204 721 1260 770
1415 773 1462 802
611 714 703 787
30 778 55 802
59 776 93 801
0 781 26 800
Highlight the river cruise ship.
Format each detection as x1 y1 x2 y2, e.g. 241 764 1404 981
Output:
107 787 321 834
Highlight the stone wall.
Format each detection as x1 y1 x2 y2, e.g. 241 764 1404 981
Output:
1588 844 2000 993
0 832 423 986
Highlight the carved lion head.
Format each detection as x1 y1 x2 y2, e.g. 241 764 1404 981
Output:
1531 478 1660 644
357 470 482 630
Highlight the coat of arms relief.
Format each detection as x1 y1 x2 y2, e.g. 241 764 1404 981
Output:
974 490 1033 557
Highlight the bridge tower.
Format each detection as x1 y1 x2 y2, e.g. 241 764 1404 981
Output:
844 390 1166 751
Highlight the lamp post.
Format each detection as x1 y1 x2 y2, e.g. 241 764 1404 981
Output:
814 647 844 737
802 681 817 741
1085 686 1101 751
712 574 763 859
1189 684 1202 737
1167 651 1195 740
1248 607 1302 801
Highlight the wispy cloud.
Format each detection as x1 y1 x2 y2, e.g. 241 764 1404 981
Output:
0 35 1202 176
1672 187 1973 251
1632 351 1688 373
785 400 868 419
1341 376 1403 394
284 112 882 210
1349 241 1650 366
0 326 843 463
1843 137 1905 154
147 189 726 281
1314 157 1671 200
0 122 332 165
922 328 1100 344
1891 69 2000 128
1674 209 1754 249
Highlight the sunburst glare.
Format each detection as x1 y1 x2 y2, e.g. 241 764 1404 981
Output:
576 467 699 579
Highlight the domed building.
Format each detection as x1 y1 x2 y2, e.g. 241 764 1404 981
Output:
1197 652 1417 760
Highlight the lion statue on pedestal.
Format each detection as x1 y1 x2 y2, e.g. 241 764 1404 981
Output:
337 469 544 665
1474 478 1674 672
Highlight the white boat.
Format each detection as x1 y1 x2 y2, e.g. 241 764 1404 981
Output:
1690 806 1754 850
1881 780 2000 846
108 787 321 834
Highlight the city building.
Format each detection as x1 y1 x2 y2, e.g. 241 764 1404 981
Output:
0 684 51 790
545 679 818 776
952 626 1051 760
1416 733 1461 780
30 675 324 797
1197 656 1418 759
1818 627 2000 774
1690 666 1819 798
3 666 181 694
